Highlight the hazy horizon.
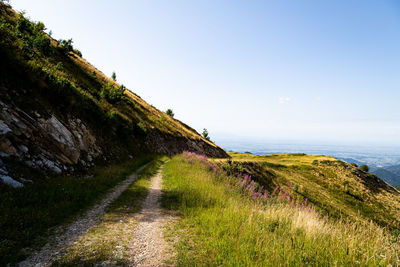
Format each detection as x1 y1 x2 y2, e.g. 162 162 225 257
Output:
10 0 400 146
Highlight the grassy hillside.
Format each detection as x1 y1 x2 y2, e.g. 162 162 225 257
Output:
0 3 224 265
0 2 226 163
214 153 400 229
162 153 400 266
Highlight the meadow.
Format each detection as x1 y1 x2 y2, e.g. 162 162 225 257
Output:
162 153 400 266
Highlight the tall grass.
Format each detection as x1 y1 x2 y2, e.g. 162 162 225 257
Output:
162 154 400 266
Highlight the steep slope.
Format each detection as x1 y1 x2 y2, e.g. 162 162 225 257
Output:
216 153 400 229
0 3 227 186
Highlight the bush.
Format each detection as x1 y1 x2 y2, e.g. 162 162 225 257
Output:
34 21 46 32
202 128 210 141
137 122 147 133
73 49 82 57
350 163 358 168
111 71 116 81
101 83 126 103
33 34 51 55
359 164 369 172
16 15 33 34
59 38 73 52
165 109 174 117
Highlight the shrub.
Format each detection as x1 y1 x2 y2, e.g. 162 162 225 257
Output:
350 162 358 168
165 109 174 117
100 83 125 103
73 49 82 57
59 38 73 52
137 122 147 133
202 128 210 141
111 71 116 81
33 34 51 55
359 164 369 172
55 62 63 70
16 15 33 34
34 21 46 32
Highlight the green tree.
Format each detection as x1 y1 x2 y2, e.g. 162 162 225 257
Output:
202 128 210 141
165 109 174 117
359 164 369 172
111 71 117 81
34 21 46 32
59 38 73 52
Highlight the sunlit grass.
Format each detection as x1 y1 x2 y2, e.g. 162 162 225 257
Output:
215 153 400 230
162 154 400 266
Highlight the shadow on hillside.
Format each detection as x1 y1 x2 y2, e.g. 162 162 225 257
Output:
357 171 400 195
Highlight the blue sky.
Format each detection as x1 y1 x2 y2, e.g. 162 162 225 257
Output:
10 0 400 146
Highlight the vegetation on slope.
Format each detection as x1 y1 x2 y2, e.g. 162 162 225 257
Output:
0 2 226 159
215 153 400 230
162 153 400 266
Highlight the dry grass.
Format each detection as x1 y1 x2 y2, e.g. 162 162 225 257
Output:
218 153 400 229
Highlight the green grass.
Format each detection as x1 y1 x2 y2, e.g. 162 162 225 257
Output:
161 154 400 266
219 153 400 230
0 155 156 265
53 156 169 266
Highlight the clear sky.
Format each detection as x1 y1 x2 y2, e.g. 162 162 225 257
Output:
9 0 400 146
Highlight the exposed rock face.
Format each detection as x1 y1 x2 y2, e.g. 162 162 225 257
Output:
0 100 102 186
0 98 227 187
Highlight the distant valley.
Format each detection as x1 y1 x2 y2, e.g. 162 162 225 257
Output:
215 138 400 186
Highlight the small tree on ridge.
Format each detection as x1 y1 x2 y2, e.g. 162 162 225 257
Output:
202 128 210 141
166 109 174 117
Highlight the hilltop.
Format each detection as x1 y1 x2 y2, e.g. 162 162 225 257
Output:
0 2 226 187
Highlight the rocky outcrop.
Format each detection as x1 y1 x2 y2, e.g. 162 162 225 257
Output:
0 100 102 186
0 3 228 188
0 97 227 187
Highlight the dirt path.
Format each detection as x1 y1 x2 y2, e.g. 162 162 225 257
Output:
128 166 175 266
19 163 150 267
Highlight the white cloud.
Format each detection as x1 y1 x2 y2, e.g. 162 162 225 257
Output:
279 97 291 104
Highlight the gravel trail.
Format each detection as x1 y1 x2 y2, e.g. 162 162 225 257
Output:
18 163 150 267
128 166 175 266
